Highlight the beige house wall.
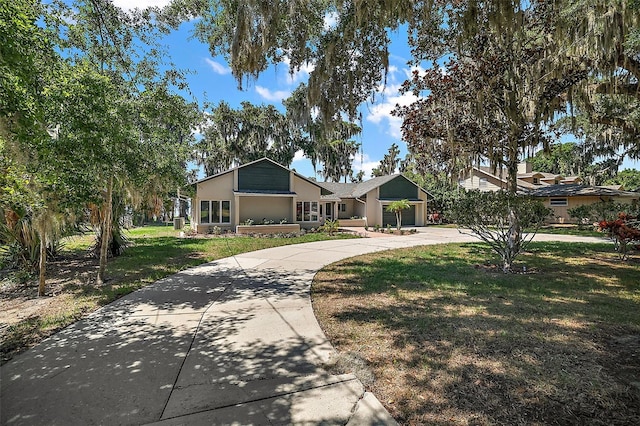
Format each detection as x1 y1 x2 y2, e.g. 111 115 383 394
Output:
354 200 367 219
364 189 381 226
542 196 638 224
417 189 429 226
196 172 234 201
336 199 357 219
193 172 235 232
239 196 292 224
292 175 321 200
292 174 322 228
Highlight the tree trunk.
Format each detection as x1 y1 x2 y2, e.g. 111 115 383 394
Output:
396 211 402 230
97 175 113 285
37 221 47 297
503 205 521 273
503 153 521 272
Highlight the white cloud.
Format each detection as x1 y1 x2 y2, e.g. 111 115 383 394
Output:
292 150 306 163
282 56 315 85
112 0 171 10
352 153 380 179
364 66 426 139
366 88 418 139
255 86 291 102
204 58 231 75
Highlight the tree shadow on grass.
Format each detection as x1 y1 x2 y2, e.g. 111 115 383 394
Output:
313 243 640 424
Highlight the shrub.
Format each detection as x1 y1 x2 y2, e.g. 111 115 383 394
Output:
182 225 196 236
446 190 552 273
320 219 340 236
598 213 640 260
569 200 640 227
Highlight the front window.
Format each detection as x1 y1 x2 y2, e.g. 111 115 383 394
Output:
200 200 210 224
200 200 231 223
296 201 319 222
221 201 230 223
212 201 220 223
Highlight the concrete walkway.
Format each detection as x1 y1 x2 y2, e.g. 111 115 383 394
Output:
0 228 605 425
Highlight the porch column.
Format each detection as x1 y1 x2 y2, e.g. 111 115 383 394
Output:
292 198 297 223
234 194 240 227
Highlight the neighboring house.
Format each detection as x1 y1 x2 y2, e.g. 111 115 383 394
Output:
459 162 582 192
191 158 431 233
459 162 637 223
529 184 639 223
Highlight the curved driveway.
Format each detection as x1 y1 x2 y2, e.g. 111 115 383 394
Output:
0 228 605 425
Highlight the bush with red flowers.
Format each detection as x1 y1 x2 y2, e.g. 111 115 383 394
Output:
598 213 640 260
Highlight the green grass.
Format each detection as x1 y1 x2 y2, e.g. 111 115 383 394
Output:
312 242 640 424
532 225 603 237
1 226 358 363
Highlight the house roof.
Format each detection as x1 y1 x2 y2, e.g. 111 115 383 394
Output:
518 172 546 178
353 175 399 197
192 157 331 194
528 184 640 198
316 174 432 199
193 158 432 200
471 166 570 191
316 182 360 198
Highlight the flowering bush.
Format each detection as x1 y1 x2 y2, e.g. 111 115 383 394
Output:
598 213 640 260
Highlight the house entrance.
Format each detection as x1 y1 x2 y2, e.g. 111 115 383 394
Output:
324 202 333 220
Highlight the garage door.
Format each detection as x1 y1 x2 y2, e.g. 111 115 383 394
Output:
382 204 416 226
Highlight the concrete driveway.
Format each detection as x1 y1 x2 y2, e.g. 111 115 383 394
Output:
0 228 605 425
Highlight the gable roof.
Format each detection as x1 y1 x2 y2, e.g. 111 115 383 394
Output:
193 159 432 200
192 157 331 195
316 174 432 199
315 182 360 198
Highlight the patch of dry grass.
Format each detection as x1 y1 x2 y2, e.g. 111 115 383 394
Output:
312 242 640 425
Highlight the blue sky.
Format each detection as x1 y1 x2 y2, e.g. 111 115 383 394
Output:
114 0 420 179
114 0 638 179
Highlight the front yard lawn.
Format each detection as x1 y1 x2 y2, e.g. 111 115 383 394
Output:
312 241 640 425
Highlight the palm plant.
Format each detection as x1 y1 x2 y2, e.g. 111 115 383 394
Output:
386 199 411 231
